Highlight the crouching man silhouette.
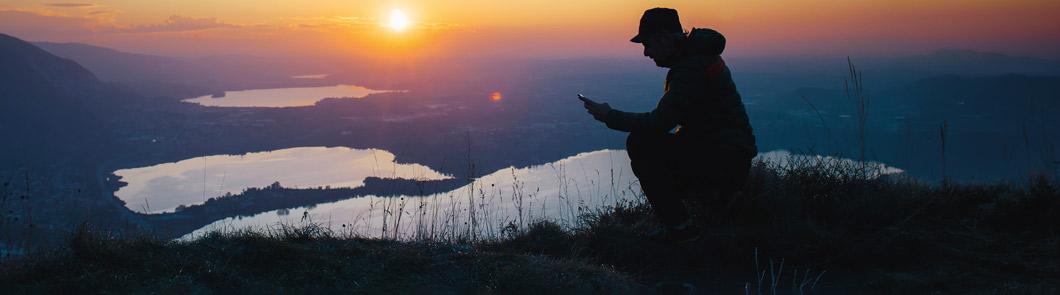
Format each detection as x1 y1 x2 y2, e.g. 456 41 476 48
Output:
579 8 756 242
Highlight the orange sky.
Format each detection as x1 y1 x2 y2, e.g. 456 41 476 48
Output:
1 0 1058 60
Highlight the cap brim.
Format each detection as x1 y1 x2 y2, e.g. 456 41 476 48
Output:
630 34 645 43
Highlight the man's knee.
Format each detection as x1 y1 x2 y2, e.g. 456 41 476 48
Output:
625 133 640 156
625 132 669 159
626 132 673 179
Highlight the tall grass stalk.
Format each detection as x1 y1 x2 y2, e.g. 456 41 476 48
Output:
800 96 833 152
745 248 826 295
845 57 869 176
940 120 949 183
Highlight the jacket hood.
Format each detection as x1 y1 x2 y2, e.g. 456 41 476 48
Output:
685 28 725 56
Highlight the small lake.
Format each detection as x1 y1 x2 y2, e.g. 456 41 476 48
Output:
183 84 394 107
291 74 329 79
113 147 451 214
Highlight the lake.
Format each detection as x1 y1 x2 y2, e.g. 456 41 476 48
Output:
113 147 452 214
181 149 642 240
183 84 393 107
178 149 903 241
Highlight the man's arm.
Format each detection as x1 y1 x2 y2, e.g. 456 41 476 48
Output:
603 70 693 133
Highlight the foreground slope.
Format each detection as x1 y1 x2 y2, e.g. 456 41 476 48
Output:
3 159 1056 294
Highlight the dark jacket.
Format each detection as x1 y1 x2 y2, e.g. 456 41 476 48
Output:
605 28 757 159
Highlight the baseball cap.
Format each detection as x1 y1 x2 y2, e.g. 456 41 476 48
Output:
630 8 683 43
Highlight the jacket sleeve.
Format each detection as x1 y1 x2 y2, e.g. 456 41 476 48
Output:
604 69 694 133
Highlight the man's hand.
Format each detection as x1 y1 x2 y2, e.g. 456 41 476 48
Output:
578 94 612 122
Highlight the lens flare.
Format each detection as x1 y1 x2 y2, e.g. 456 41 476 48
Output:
490 91 503 101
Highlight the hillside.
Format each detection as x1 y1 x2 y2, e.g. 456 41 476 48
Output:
0 34 99 99
0 34 109 152
3 158 1056 294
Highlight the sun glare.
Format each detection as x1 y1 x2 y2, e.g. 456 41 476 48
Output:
388 9 410 31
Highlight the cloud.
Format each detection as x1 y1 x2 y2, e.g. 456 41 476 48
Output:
45 3 95 8
0 10 101 39
419 22 465 31
0 9 236 40
283 16 378 30
119 15 238 33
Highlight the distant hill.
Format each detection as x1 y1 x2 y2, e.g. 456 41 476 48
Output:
1 34 99 99
34 42 182 83
897 74 1060 124
35 42 321 98
0 34 106 153
764 73 1060 126
728 49 1060 100
871 49 1060 77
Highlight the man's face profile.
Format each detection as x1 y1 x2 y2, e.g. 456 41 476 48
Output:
642 33 679 67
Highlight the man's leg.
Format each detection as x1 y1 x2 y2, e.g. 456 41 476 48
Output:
691 155 752 225
626 132 688 226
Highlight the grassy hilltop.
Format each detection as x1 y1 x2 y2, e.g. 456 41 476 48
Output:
2 157 1058 294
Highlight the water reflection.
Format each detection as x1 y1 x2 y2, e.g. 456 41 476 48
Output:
182 150 641 241
178 149 904 241
114 147 451 214
183 84 393 107
756 150 904 177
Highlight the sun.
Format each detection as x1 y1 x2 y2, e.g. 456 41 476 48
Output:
388 9 410 31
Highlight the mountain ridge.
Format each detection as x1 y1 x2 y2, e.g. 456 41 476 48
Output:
0 34 100 99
